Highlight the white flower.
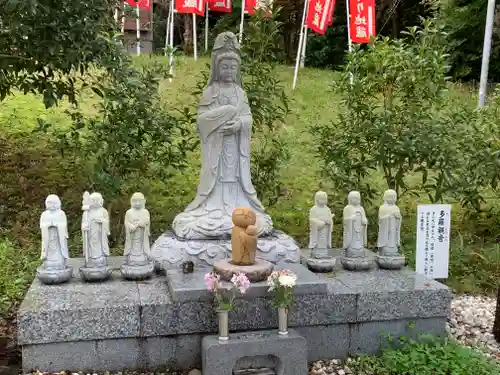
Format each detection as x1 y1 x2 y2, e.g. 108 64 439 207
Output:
278 274 296 287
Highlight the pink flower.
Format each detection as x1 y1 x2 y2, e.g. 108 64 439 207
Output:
230 272 251 294
204 272 220 292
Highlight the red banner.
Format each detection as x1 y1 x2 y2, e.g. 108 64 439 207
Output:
175 0 205 15
349 0 375 44
209 0 232 12
306 0 335 35
125 0 152 10
245 0 272 15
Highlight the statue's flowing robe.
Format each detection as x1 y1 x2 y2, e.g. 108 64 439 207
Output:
308 206 332 249
343 206 367 250
377 205 401 248
40 210 69 262
124 208 151 258
86 207 110 259
172 82 272 239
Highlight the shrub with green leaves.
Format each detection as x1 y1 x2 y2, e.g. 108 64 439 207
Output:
352 335 500 375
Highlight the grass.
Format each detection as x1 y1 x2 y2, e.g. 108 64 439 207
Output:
0 55 499 318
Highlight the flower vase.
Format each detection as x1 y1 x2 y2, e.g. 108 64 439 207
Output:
217 309 229 341
278 307 288 335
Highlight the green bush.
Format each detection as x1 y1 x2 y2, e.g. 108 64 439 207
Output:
352 335 500 375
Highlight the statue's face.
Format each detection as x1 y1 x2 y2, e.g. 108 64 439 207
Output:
385 192 397 204
349 194 361 206
131 198 144 209
218 58 238 83
45 197 60 211
91 196 103 208
316 194 327 206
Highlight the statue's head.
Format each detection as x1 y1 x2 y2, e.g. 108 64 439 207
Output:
45 194 61 211
209 32 242 86
89 192 104 208
315 191 328 207
232 206 257 229
131 192 146 209
383 189 397 204
347 191 361 206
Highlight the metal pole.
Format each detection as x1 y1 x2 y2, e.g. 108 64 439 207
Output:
205 5 209 52
193 13 198 60
478 0 496 108
239 0 246 44
292 0 308 90
136 3 141 55
345 0 353 84
169 0 175 81
300 26 308 68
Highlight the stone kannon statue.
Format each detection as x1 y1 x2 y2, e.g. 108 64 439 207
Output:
149 32 300 269
36 195 72 284
80 192 112 281
376 189 405 269
308 191 333 259
121 192 155 280
172 31 273 241
341 191 374 271
231 206 258 265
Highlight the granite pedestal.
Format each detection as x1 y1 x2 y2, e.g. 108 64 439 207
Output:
150 230 300 270
202 329 308 375
19 257 451 372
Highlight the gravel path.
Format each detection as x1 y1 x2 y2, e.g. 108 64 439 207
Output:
21 296 500 375
447 294 500 360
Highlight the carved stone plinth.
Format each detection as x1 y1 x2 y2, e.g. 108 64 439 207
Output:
120 262 155 280
306 257 336 273
80 266 112 282
376 255 405 270
213 259 274 283
151 230 300 271
341 256 375 271
36 266 72 285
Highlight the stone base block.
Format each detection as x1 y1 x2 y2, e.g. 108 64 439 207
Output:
305 257 336 273
202 329 308 375
120 262 155 280
376 255 406 270
166 262 327 302
36 266 72 285
150 230 300 270
80 266 112 282
214 259 274 282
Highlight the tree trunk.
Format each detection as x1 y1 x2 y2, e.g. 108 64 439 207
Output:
493 287 500 342
183 14 193 55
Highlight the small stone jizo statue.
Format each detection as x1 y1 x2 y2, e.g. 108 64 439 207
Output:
36 195 72 284
376 189 405 269
308 191 333 259
80 191 112 281
121 192 155 280
231 207 258 265
341 191 374 271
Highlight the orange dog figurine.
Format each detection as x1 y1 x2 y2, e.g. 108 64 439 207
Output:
231 207 258 265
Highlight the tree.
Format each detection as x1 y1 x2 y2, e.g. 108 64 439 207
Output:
0 0 121 107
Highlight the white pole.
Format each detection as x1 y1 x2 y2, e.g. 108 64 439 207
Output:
121 3 125 34
165 2 171 56
136 3 141 55
345 0 353 84
292 0 308 90
193 13 198 60
478 0 496 108
239 0 246 44
114 8 119 23
205 5 209 52
300 26 308 68
169 0 175 81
